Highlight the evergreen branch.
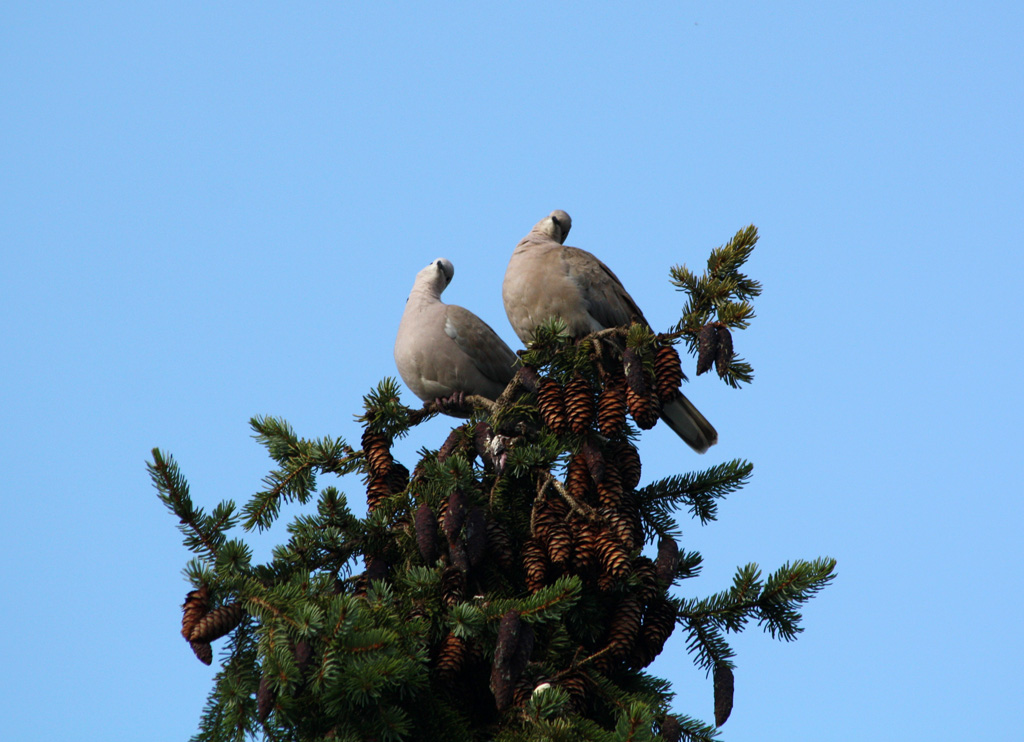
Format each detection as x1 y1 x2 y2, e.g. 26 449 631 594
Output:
666 715 722 742
638 459 753 527
149 448 233 560
681 616 736 676
243 416 355 531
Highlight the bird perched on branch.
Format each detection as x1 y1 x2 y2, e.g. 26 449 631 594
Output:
395 258 517 414
502 211 717 452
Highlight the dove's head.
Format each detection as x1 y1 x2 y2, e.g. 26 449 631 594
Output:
533 210 571 244
414 257 455 296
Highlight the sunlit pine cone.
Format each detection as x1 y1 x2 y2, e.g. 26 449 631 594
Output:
602 507 638 551
697 323 719 376
595 459 623 509
654 344 686 400
626 384 660 430
595 530 631 580
360 429 394 478
435 632 467 677
715 324 734 378
545 521 573 568
437 425 467 463
190 602 244 643
537 377 569 434
597 372 628 437
603 595 643 660
522 537 549 592
619 490 644 549
181 585 210 642
486 518 516 572
440 565 465 607
532 493 569 539
565 453 594 502
365 474 391 513
564 374 596 434
571 520 600 575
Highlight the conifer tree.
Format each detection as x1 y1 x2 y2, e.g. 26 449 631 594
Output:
151 225 836 741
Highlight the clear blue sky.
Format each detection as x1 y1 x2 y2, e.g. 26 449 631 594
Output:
2 3 1021 740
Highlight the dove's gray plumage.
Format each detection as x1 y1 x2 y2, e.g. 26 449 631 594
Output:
395 258 517 407
502 211 718 453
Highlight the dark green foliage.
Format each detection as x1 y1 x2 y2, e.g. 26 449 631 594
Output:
152 226 835 741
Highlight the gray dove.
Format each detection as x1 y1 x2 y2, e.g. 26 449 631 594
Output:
502 211 718 453
395 258 517 412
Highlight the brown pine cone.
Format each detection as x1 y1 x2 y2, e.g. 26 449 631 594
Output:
257 672 275 723
486 518 516 572
564 374 596 434
632 556 660 606
436 632 467 676
697 323 719 376
190 602 244 643
443 489 468 540
595 531 631 580
597 374 628 436
654 344 686 400
715 324 734 378
545 521 573 567
609 439 642 491
714 663 735 726
626 385 660 430
532 493 569 539
440 565 465 607
641 597 677 655
365 474 391 513
360 429 393 478
491 610 522 711
181 585 210 641
595 459 623 509
622 347 647 396
190 640 213 665
437 424 466 463
659 715 683 742
571 521 600 574
558 670 590 711
654 537 680 585
604 595 643 660
415 503 440 564
537 377 569 434
565 453 594 502
465 506 488 567
522 538 549 592
384 462 409 494
603 508 639 551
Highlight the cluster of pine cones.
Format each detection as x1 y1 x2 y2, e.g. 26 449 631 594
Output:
537 343 687 433
180 586 244 666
